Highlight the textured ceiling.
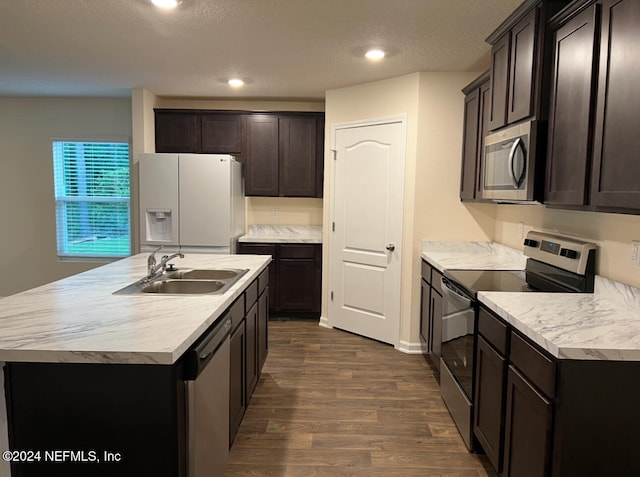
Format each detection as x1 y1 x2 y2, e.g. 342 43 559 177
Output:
0 0 522 99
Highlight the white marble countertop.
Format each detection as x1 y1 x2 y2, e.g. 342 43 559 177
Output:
0 253 270 365
420 239 640 361
480 277 640 361
239 224 323 244
421 240 527 272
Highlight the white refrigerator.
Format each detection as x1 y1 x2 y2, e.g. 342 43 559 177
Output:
139 153 244 254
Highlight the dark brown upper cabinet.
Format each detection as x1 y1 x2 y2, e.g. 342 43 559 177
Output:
460 72 490 201
545 2 599 207
545 0 640 213
486 0 569 133
155 110 199 153
245 113 324 198
591 0 640 210
200 112 245 156
155 109 245 156
245 114 280 196
154 109 325 198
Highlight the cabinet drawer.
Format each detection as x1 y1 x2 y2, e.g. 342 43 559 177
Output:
229 295 245 332
431 268 443 295
238 244 276 257
478 307 509 355
510 331 556 398
421 260 433 284
279 244 316 259
258 267 269 295
245 279 258 311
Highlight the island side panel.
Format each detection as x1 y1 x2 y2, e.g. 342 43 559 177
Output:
4 361 186 477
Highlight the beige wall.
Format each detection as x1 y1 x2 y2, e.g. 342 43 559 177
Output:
494 205 640 288
410 72 497 341
324 72 496 348
0 97 132 296
246 197 323 225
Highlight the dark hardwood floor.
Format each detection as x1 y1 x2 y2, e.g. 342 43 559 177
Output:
225 320 496 477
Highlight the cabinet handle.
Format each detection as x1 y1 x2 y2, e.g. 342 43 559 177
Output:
386 244 396 252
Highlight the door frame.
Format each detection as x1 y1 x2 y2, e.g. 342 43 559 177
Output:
322 114 407 349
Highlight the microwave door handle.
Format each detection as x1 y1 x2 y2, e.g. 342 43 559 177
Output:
509 137 527 188
508 137 522 189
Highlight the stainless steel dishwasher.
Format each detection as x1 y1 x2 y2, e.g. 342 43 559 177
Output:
184 313 232 477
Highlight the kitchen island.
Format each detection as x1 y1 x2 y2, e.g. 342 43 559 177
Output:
0 253 271 477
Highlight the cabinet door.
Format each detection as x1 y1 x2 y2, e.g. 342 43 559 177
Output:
503 366 553 477
488 33 511 131
474 335 507 473
245 114 279 196
280 116 319 197
258 288 269 371
545 5 598 206
460 87 481 200
419 278 431 351
507 8 538 125
591 0 640 209
428 289 442 373
201 113 244 155
238 243 277 311
155 111 199 153
277 245 320 312
245 301 258 400
229 320 246 445
477 79 491 198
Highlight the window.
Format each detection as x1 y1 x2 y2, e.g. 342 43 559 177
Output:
52 140 131 258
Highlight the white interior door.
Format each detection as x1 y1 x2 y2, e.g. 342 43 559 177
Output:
329 119 405 346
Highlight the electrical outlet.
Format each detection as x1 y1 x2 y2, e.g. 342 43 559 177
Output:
632 241 640 267
272 208 279 218
519 222 525 239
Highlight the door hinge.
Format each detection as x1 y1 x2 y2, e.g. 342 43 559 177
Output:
332 222 335 232
331 149 337 160
330 291 334 301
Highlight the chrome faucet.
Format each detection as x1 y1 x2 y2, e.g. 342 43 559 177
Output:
147 247 184 278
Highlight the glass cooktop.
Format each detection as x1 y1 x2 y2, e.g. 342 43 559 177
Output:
443 269 533 297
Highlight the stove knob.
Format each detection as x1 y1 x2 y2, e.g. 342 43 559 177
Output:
523 238 539 248
560 248 578 259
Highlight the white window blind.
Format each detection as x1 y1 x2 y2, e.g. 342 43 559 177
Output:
52 141 131 258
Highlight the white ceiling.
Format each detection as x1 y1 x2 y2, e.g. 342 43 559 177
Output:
0 0 522 100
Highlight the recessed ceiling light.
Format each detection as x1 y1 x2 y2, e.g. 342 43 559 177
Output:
365 49 386 61
228 78 245 87
151 0 180 9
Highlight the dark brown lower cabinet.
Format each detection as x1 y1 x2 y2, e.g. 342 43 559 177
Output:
419 277 430 352
474 335 507 472
428 289 442 373
229 318 246 445
258 282 269 369
245 300 258 399
503 366 553 477
239 243 321 316
420 260 442 373
475 305 640 476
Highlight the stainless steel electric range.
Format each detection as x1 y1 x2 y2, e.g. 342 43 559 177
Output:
438 231 596 450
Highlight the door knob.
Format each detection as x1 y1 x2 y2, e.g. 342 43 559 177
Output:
386 244 395 252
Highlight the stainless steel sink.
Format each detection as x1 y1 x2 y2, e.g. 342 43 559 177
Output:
113 268 248 296
141 279 225 294
165 269 242 280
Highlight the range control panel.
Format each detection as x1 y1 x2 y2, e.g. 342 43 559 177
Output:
523 231 596 275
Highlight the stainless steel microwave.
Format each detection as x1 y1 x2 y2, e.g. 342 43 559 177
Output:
481 120 541 202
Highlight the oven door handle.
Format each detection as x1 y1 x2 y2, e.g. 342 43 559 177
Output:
440 277 472 307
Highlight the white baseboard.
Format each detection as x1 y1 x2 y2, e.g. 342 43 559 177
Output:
396 340 427 354
318 316 332 329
